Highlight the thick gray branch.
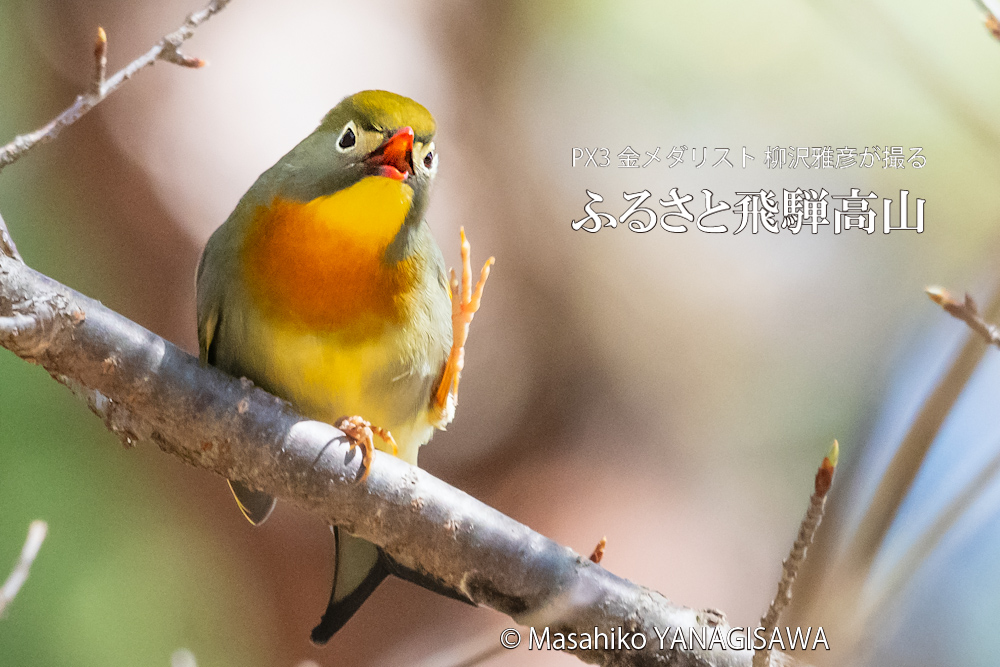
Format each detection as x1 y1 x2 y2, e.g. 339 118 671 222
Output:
0 211 803 666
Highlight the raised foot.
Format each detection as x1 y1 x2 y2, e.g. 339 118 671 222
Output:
334 415 397 481
431 227 494 428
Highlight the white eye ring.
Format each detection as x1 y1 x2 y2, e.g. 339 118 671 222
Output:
420 142 438 173
336 121 357 153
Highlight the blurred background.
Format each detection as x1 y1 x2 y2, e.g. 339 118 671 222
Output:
1 0 1000 665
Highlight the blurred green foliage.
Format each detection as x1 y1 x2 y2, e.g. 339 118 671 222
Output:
0 4 268 665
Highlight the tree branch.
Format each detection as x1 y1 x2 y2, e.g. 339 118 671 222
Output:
0 206 805 667
0 521 48 616
0 0 229 173
0 214 731 664
754 444 837 667
926 286 1000 348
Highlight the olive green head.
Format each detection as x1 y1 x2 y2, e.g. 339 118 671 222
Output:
321 90 435 141
266 90 439 214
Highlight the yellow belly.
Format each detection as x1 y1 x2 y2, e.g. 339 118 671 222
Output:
240 311 437 466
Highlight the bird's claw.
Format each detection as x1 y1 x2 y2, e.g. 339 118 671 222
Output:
334 415 397 481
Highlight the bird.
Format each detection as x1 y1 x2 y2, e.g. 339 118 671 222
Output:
195 90 492 644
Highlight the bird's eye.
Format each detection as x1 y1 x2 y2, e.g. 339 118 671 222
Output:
423 151 435 169
336 122 357 152
338 127 356 149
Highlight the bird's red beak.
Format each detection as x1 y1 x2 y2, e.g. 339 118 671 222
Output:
366 126 414 181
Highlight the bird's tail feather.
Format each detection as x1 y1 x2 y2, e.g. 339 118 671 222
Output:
310 528 477 645
311 528 388 645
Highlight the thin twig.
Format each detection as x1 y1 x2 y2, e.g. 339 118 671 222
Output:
926 286 1000 348
0 0 230 173
753 443 838 667
988 14 1000 40
91 27 108 97
977 0 1000 37
0 521 48 616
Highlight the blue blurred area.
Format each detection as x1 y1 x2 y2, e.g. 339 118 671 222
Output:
835 292 1000 666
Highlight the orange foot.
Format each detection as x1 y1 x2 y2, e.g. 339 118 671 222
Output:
334 415 397 481
431 227 494 429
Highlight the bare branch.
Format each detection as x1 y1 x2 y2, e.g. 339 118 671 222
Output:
926 286 1000 348
0 521 48 616
975 0 1000 38
0 215 807 667
91 27 108 97
754 443 837 667
988 13 1000 40
0 0 229 173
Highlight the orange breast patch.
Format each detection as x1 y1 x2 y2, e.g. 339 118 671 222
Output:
240 177 417 332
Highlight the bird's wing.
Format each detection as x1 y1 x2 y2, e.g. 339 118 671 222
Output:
197 236 276 525
195 250 220 366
